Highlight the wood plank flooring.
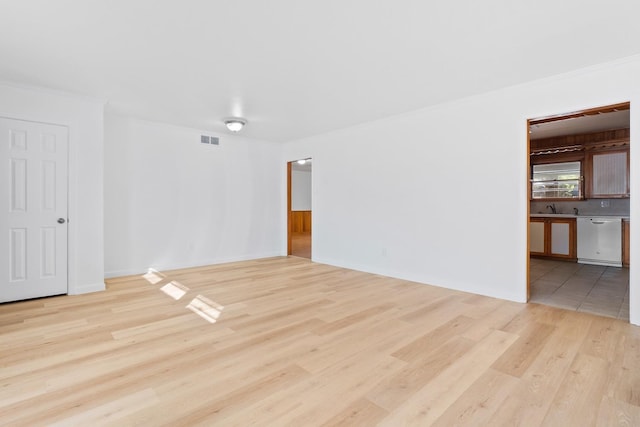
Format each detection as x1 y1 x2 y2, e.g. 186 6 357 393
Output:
2 257 640 426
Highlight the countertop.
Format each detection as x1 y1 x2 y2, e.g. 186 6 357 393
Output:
530 213 630 220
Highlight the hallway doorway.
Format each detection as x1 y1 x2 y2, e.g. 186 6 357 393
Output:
288 158 312 259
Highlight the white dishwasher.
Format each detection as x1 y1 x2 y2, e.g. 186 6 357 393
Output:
577 217 622 267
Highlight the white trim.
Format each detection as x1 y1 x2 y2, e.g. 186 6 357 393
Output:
104 252 283 279
0 80 106 106
69 282 106 295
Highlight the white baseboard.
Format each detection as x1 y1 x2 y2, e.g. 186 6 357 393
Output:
104 252 283 279
69 281 106 295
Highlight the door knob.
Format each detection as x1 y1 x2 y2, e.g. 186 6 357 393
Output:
57 218 66 224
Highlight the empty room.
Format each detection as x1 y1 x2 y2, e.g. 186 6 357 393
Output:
2 1 640 425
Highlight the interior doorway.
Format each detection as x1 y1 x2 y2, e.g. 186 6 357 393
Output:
288 158 312 259
527 102 630 321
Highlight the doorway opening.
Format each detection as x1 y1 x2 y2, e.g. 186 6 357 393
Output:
287 158 312 259
527 102 630 321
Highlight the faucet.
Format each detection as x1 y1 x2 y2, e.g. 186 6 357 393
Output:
546 203 557 214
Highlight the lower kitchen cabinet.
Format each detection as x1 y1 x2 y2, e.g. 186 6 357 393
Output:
529 217 577 260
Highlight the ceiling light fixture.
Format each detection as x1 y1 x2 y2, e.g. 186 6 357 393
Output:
223 117 247 132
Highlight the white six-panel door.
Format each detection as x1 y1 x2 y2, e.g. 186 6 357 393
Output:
1 117 68 302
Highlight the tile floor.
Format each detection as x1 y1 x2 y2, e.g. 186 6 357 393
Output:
529 258 629 321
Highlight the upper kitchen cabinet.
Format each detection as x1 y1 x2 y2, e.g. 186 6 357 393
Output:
586 149 629 198
529 103 630 201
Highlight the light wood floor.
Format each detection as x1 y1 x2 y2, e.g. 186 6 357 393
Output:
2 257 640 426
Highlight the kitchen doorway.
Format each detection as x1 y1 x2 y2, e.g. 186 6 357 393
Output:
527 102 630 320
288 158 312 259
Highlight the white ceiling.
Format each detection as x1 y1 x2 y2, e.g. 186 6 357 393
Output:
1 1 639 142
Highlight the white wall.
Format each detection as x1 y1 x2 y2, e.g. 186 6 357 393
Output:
104 114 283 277
292 169 312 211
282 55 640 325
0 82 105 294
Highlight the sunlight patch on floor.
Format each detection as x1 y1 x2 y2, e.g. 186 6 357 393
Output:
142 268 166 285
187 295 224 324
160 281 189 300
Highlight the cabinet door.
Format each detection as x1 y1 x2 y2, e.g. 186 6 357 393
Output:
530 220 546 255
550 222 570 256
591 150 629 198
549 218 576 259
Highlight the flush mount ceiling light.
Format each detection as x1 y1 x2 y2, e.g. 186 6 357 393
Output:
223 117 247 132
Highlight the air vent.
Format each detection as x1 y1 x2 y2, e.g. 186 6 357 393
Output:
200 135 219 145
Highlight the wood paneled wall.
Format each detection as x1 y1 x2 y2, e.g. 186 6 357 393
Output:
291 211 312 233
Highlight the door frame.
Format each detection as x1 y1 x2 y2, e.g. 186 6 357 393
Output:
526 101 631 303
287 158 312 257
527 118 531 301
287 161 292 255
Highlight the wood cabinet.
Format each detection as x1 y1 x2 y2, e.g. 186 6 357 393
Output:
623 220 630 267
530 127 629 201
587 149 629 198
529 218 546 255
529 217 577 260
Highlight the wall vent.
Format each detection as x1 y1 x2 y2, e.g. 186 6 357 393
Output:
200 135 219 145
